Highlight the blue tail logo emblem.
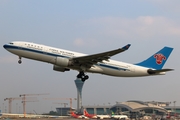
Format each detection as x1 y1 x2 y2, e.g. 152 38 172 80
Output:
154 53 166 65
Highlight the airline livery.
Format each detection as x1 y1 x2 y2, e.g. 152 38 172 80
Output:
3 41 173 81
83 109 97 119
111 111 128 119
83 109 111 119
70 111 88 119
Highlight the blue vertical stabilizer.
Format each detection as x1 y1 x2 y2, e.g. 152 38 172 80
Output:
136 47 173 69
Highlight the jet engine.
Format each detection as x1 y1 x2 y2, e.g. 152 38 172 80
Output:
53 65 70 72
55 57 72 67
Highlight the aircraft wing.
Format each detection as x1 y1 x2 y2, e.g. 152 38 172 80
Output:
72 44 131 67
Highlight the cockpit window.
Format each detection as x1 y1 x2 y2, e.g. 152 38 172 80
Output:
9 42 14 45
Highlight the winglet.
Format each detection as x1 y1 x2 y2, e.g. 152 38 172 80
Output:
122 44 131 50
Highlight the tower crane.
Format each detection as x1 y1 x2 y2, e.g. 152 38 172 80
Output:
19 93 49 117
4 97 22 113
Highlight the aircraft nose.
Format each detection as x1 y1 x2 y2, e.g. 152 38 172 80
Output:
3 44 8 49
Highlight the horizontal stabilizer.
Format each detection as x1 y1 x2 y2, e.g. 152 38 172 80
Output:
147 69 174 74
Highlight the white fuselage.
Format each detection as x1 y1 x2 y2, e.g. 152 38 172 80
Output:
111 115 128 119
97 115 111 119
3 41 164 77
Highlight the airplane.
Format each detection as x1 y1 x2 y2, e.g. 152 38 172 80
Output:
3 41 174 82
70 111 83 119
83 109 110 119
111 111 128 119
83 109 97 119
70 111 88 119
96 114 111 119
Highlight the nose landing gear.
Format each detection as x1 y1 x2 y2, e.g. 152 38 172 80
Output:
77 71 89 82
18 56 22 64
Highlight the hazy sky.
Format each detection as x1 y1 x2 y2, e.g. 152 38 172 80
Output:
0 0 179 114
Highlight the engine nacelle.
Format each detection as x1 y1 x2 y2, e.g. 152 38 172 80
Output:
55 57 72 67
53 65 70 72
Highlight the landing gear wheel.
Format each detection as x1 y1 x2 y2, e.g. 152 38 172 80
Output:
18 56 22 64
82 78 86 82
84 75 89 80
77 71 89 82
81 75 89 82
77 74 81 78
18 60 22 64
77 71 84 78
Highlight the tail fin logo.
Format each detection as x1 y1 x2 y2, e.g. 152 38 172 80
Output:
154 53 166 65
84 109 88 115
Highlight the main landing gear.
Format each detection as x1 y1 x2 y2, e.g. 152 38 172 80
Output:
18 56 22 64
77 71 89 82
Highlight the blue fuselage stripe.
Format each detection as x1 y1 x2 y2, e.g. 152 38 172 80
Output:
4 45 68 58
98 64 127 71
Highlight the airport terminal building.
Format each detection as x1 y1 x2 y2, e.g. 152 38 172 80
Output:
110 101 168 118
56 100 179 117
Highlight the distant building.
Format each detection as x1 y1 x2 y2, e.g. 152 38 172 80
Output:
56 107 76 116
163 106 180 114
145 101 171 107
56 100 180 117
83 105 111 115
56 105 111 116
110 100 167 118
